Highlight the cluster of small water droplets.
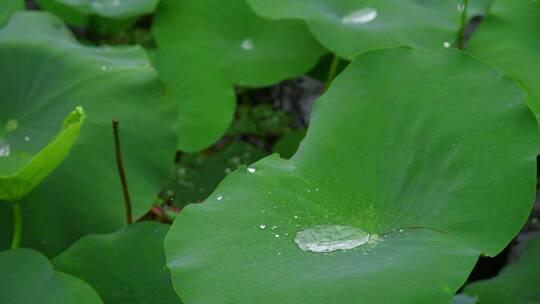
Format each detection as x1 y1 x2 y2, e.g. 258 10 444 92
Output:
295 224 370 253
241 39 255 51
342 7 378 25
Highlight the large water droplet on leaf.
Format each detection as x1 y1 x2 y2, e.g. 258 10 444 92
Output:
342 8 378 25
241 39 255 51
0 144 10 157
295 224 370 253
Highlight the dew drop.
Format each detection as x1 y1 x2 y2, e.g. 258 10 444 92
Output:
457 3 465 12
295 225 370 253
271 225 277 230
275 234 280 238
24 136 30 142
443 41 451 48
101 66 108 71
0 144 10 157
260 224 266 230
241 39 255 51
247 167 256 173
342 7 378 25
217 194 223 201
293 215 299 219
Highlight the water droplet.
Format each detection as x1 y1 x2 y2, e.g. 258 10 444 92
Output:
224 167 232 174
342 7 378 25
241 39 255 51
260 224 266 229
443 41 451 48
457 3 465 12
0 144 10 157
271 225 277 230
315 188 319 192
24 136 30 142
101 66 108 71
247 167 256 173
217 195 223 201
177 168 186 175
275 234 280 238
399 229 404 232
277 251 282 255
293 215 299 219
295 225 370 253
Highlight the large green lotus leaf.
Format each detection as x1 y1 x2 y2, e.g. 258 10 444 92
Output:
0 249 103 303
165 48 539 303
53 222 181 304
0 12 176 256
462 235 540 303
150 47 236 152
0 107 84 202
467 0 540 119
0 0 23 27
152 0 326 87
247 0 470 59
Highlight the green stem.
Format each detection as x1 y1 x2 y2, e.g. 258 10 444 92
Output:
457 0 468 49
324 54 340 92
10 202 22 249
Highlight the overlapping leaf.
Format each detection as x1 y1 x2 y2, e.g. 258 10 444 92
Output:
247 0 473 59
37 0 159 32
0 107 84 202
150 47 236 152
0 12 176 256
462 235 540 304
467 0 540 121
54 222 181 304
0 249 103 303
152 0 326 87
165 48 539 303
0 0 23 27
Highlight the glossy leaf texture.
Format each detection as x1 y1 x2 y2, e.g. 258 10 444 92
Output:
247 0 470 59
53 222 181 304
0 0 23 26
152 0 326 87
0 12 176 256
164 48 539 303
0 107 85 202
41 0 159 19
150 47 236 152
467 0 540 122
0 249 103 304
462 235 540 304
36 0 159 32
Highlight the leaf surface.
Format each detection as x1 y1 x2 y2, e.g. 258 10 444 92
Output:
165 47 539 303
0 249 103 304
54 222 181 304
0 12 176 256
